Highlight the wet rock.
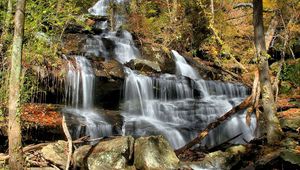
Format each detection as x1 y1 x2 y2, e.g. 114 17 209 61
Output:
125 59 161 74
281 148 300 165
62 34 87 55
73 136 134 170
90 58 124 79
101 59 125 79
279 108 300 131
134 135 179 170
85 19 96 27
184 145 246 170
41 140 68 167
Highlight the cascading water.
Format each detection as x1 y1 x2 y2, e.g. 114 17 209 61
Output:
64 0 256 148
84 0 140 64
172 50 200 80
64 56 112 139
122 51 256 149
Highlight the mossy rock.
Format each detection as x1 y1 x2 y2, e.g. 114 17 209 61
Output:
134 135 179 170
73 136 134 170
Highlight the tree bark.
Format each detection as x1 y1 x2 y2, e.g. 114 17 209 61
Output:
0 0 13 53
253 0 283 144
62 115 73 170
8 0 26 169
265 16 278 50
5 0 13 28
210 0 214 24
110 0 116 31
172 0 178 22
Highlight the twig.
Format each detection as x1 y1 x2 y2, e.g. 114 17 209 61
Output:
62 115 72 170
23 142 51 153
73 137 104 144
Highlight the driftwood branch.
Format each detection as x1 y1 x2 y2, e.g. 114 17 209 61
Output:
175 95 253 155
62 115 73 170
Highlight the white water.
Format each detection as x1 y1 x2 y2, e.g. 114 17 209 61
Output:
65 1 257 149
122 51 256 149
84 30 140 63
172 50 200 79
88 0 127 30
84 0 140 64
64 56 112 139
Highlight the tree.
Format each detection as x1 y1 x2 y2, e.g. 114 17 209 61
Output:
253 0 283 144
0 0 13 53
8 0 26 169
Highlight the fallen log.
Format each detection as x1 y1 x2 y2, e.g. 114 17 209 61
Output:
175 95 253 156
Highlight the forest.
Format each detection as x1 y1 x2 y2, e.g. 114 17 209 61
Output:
0 0 299 169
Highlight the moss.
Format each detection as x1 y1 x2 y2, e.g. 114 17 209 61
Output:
281 59 300 86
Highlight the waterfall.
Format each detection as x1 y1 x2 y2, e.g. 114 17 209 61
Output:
122 51 256 149
172 50 200 79
64 56 112 139
63 0 256 149
86 0 140 64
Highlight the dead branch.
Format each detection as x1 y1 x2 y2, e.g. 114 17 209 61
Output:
0 153 9 161
62 115 72 170
233 3 253 9
73 136 104 144
23 143 51 153
265 16 279 50
208 133 243 151
246 70 259 125
274 14 295 102
175 95 253 156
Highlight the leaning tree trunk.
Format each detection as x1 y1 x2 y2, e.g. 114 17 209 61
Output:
253 0 283 144
8 0 26 169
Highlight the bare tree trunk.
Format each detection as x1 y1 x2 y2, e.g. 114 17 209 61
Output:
5 0 13 27
274 14 294 102
265 16 278 50
62 115 73 170
8 0 26 169
0 0 13 53
56 0 63 12
130 0 138 13
210 0 214 24
253 0 283 144
110 1 116 31
172 0 178 22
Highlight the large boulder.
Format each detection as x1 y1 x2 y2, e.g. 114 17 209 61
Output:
41 140 68 168
90 58 124 79
125 59 161 74
134 135 179 170
73 136 134 170
62 34 87 55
